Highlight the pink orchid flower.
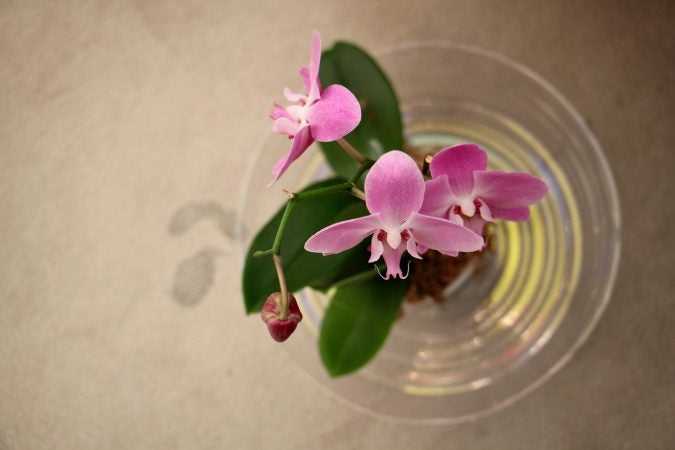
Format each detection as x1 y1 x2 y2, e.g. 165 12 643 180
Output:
305 151 484 279
420 144 549 237
269 31 361 185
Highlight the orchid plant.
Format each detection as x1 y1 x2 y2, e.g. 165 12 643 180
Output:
243 32 548 376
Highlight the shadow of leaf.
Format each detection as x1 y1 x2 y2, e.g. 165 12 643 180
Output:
169 202 235 238
172 248 222 307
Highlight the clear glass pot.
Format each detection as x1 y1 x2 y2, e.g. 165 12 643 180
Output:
236 43 621 423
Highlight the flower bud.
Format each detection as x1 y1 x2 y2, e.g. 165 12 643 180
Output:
261 292 303 342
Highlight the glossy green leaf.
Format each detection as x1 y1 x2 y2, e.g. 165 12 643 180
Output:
319 274 410 377
242 178 371 314
319 42 403 180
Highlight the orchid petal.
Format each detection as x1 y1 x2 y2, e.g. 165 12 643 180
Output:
478 201 493 222
489 206 531 221
286 104 307 124
307 31 321 103
381 242 407 279
463 215 488 238
404 212 484 254
272 117 300 137
268 126 314 185
368 233 384 263
430 144 487 197
300 66 323 95
419 176 454 218
406 237 422 259
365 151 425 227
307 84 361 142
304 213 381 255
284 87 306 103
270 103 292 121
448 209 464 226
473 171 548 209
299 66 311 93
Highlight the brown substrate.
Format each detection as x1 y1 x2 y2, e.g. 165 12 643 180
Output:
402 146 495 304
405 226 494 304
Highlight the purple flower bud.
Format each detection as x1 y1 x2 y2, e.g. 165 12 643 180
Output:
261 292 303 342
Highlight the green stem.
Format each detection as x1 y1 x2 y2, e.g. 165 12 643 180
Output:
337 138 365 164
348 159 373 184
350 186 366 200
256 159 373 260
272 254 289 319
256 142 374 320
271 198 296 254
294 182 352 200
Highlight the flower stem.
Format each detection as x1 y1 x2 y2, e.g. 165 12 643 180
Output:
422 154 433 178
254 157 375 318
272 254 289 319
294 182 352 200
337 138 366 164
272 198 297 254
348 159 373 184
350 186 366 200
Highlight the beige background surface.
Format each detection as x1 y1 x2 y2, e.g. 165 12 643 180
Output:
1 1 674 449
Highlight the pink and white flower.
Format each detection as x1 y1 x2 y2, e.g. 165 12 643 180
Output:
269 31 361 184
304 151 484 279
420 144 549 237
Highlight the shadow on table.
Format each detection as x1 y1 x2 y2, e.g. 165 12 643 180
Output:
168 201 236 307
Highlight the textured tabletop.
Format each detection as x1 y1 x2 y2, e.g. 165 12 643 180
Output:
1 1 673 449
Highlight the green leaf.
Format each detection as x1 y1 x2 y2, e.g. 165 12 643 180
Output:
319 42 403 180
319 274 410 377
242 178 371 314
